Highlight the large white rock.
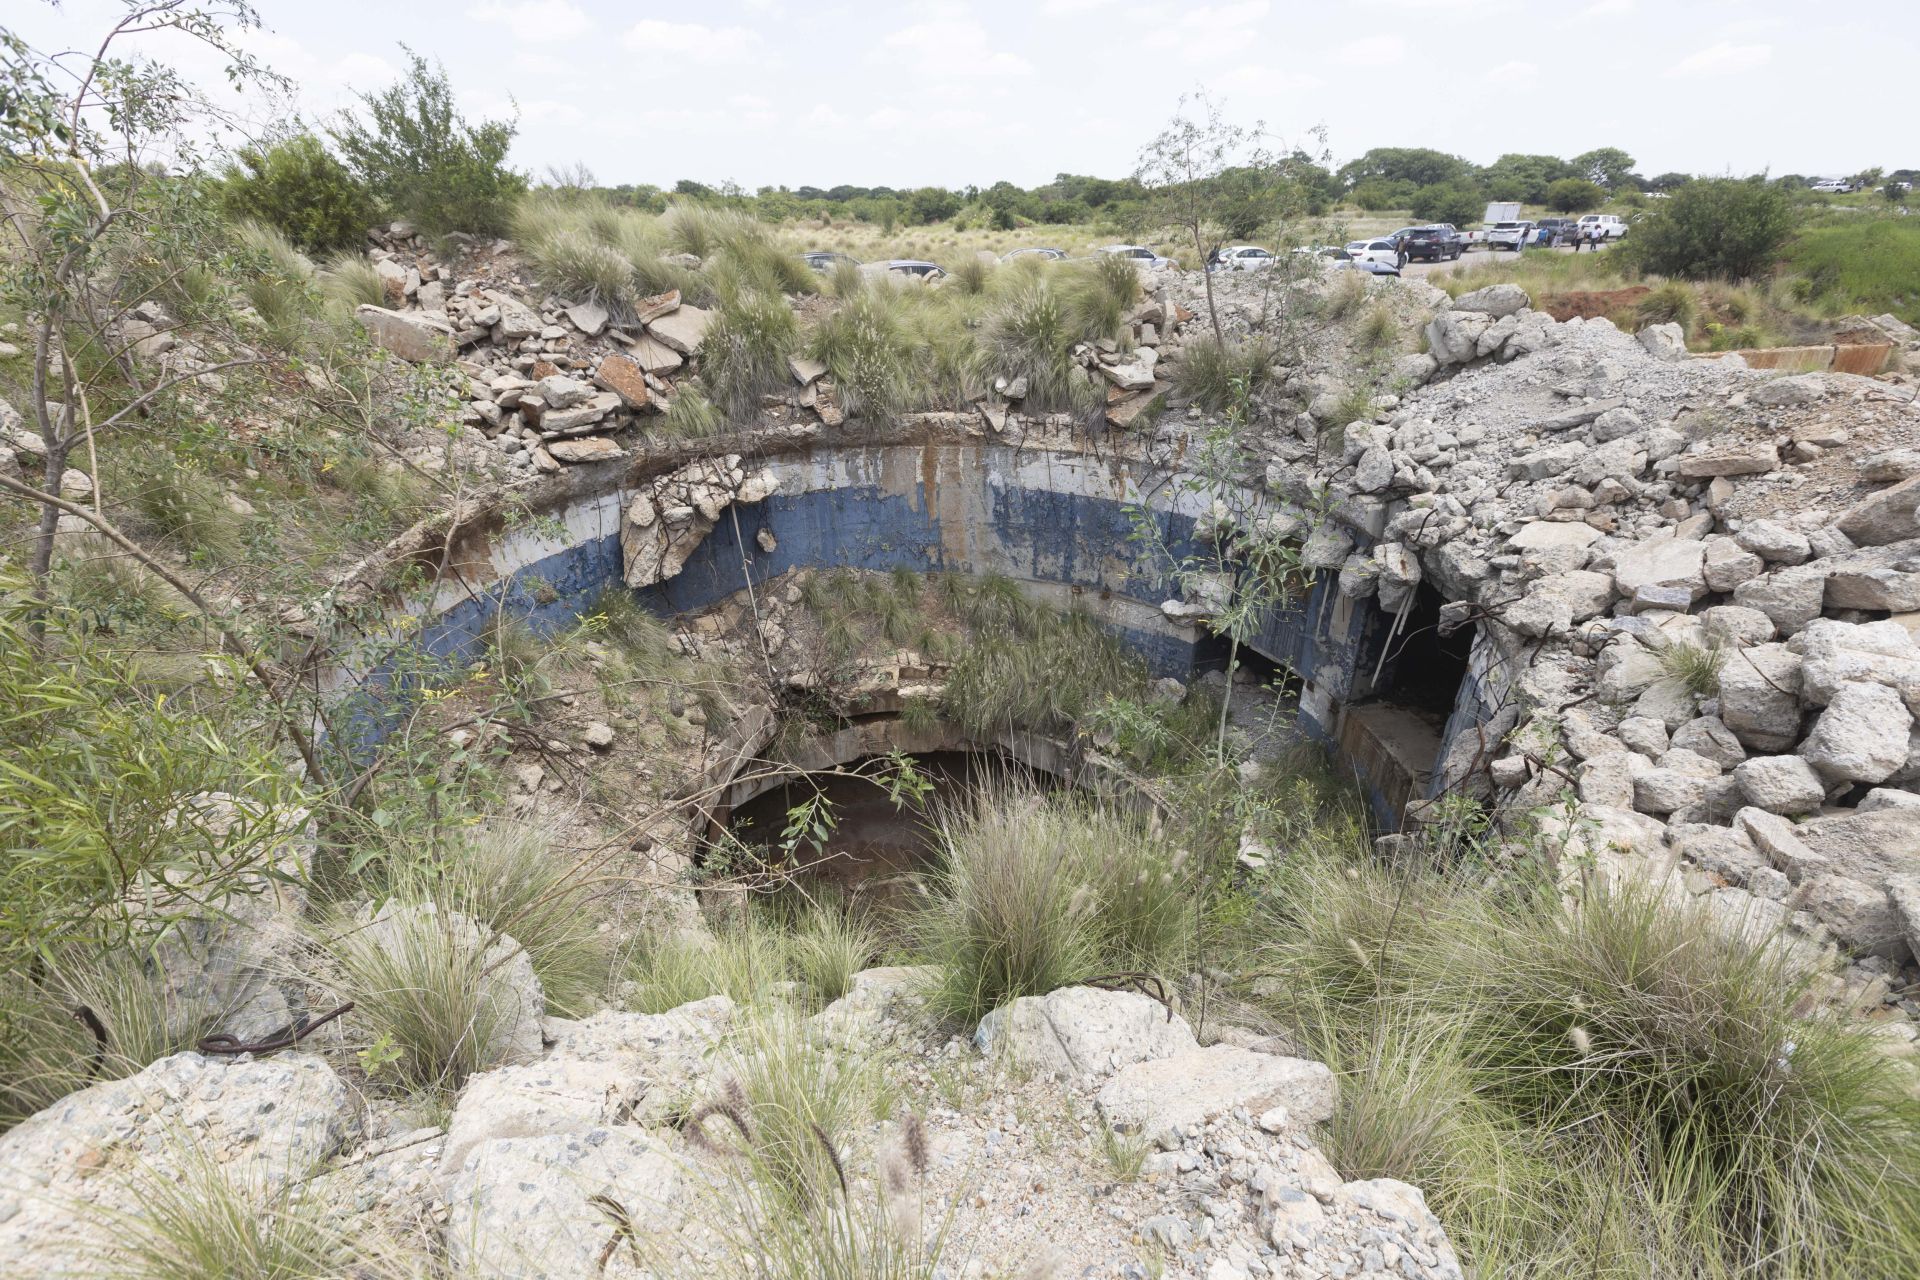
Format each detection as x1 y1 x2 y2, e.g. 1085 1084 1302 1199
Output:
1799 681 1913 784
1732 755 1827 815
1716 643 1803 751
0 1053 356 1274
1096 1046 1336 1147
443 1128 678 1279
1610 539 1706 599
975 986 1197 1082
442 1058 643 1177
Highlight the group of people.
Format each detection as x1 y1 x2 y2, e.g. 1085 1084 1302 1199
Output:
1544 223 1610 251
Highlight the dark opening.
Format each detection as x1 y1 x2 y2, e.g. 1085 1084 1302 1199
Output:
720 750 1052 906
1377 583 1472 716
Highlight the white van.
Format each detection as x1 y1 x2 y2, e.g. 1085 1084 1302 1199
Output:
1576 214 1628 240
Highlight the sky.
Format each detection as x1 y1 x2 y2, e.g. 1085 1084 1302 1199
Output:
10 0 1915 190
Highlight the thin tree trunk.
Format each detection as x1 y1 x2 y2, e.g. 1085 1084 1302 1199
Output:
1196 227 1225 347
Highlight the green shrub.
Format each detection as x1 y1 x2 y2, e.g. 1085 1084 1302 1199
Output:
219 134 373 252
808 291 915 420
1545 178 1606 213
1409 181 1484 228
319 251 389 310
0 582 302 980
330 51 526 236
975 282 1093 414
1634 280 1698 331
1259 842 1920 1278
1057 253 1139 341
1625 177 1796 280
919 795 1196 1023
941 588 1144 738
702 288 801 420
1175 336 1275 412
121 451 247 559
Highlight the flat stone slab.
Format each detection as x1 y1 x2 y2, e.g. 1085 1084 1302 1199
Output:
976 986 1197 1082
1097 1045 1336 1147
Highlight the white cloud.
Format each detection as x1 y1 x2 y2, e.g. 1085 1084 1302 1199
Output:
877 20 1033 77
1040 0 1120 12
466 0 590 44
1578 0 1634 14
622 19 761 64
1666 41 1771 76
1334 35 1407 67
1486 59 1538 86
1211 64 1323 93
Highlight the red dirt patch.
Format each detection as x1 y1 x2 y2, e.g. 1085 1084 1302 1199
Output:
1541 286 1651 323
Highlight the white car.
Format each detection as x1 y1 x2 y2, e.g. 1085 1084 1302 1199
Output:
1097 244 1177 270
1484 221 1535 251
1576 214 1628 240
1343 239 1402 268
1215 245 1275 271
1810 179 1851 194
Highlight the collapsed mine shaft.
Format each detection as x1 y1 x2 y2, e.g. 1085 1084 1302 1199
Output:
343 418 1493 861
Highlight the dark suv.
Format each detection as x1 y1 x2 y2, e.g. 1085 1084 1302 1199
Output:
1396 225 1463 261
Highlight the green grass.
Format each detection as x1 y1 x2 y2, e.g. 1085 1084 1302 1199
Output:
1656 640 1725 697
940 582 1145 738
321 899 524 1093
428 823 612 1018
119 451 247 560
91 1147 410 1279
806 289 917 420
701 287 801 420
1783 219 1920 324
1257 841 1920 1278
319 251 390 310
917 793 1197 1024
1174 336 1276 413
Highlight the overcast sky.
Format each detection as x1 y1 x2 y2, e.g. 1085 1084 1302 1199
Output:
12 0 1914 189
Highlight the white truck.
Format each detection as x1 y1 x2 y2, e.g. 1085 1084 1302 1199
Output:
1461 202 1522 248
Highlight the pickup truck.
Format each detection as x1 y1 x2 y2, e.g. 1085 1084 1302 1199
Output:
1485 220 1536 252
1396 225 1463 261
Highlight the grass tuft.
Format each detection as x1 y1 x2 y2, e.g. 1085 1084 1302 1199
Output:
701 287 801 420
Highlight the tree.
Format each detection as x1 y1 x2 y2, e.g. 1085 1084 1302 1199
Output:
1411 182 1484 228
1647 172 1694 192
1545 177 1607 213
1135 93 1267 345
220 133 373 251
1625 177 1796 280
1483 153 1573 204
1337 147 1474 191
1886 182 1909 207
907 186 961 224
1852 167 1884 193
330 50 525 236
1572 147 1636 189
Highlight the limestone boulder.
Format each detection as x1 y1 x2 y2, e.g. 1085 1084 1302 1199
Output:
1450 283 1530 318
976 986 1197 1082
1716 643 1803 751
1610 538 1706 600
357 305 453 362
0 1053 355 1275
1798 681 1912 784
444 1128 678 1279
1732 755 1827 815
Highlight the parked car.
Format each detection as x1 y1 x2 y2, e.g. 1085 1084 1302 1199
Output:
1002 247 1067 261
1305 246 1398 276
883 259 946 279
1534 217 1580 246
1215 245 1276 271
1576 214 1628 240
1485 221 1535 251
1811 178 1851 194
1397 225 1462 261
802 251 861 272
1097 244 1177 270
1344 238 1403 267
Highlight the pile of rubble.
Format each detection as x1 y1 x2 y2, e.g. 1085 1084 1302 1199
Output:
351 223 722 472
1252 277 1920 1024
